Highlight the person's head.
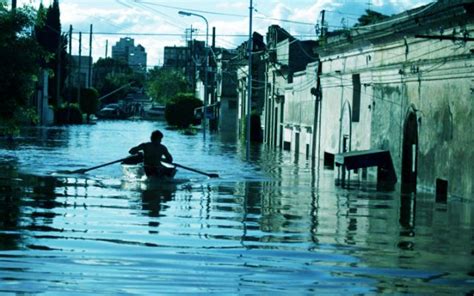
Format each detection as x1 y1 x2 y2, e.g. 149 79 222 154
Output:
150 130 163 143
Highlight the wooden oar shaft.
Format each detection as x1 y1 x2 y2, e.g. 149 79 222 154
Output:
71 155 135 174
162 161 219 178
79 158 126 173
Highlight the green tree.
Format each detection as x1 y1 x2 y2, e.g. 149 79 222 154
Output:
355 10 389 26
35 0 68 107
93 58 141 105
0 2 44 135
165 94 202 128
147 67 190 105
79 88 99 123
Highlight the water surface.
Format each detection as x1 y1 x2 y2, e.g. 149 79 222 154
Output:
0 121 473 294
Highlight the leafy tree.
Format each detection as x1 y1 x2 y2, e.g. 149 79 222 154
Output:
355 10 389 26
165 94 202 128
34 0 68 107
93 58 142 105
79 88 99 123
0 3 44 135
55 103 82 125
147 67 190 105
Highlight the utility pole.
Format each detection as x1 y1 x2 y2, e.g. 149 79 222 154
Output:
189 26 196 91
88 24 93 88
212 27 216 49
312 10 325 169
321 10 326 38
246 0 253 161
67 25 72 123
210 26 217 132
68 25 72 92
105 40 108 58
77 32 82 108
56 33 62 107
11 0 16 11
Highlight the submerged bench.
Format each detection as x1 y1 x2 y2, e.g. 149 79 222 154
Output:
335 149 397 190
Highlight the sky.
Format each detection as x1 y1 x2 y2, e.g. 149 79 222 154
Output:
16 0 431 68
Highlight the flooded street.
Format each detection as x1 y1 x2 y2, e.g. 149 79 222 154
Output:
0 121 473 294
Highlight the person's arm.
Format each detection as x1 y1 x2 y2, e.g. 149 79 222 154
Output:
162 146 173 163
129 143 144 155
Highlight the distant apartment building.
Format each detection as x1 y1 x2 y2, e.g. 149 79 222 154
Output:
112 37 147 74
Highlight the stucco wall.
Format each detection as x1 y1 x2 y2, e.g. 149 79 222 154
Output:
321 27 474 198
319 52 374 156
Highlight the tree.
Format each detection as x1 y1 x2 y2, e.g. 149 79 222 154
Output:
355 10 389 27
146 67 190 105
34 0 67 107
0 3 44 135
165 94 202 128
79 88 99 123
93 57 140 105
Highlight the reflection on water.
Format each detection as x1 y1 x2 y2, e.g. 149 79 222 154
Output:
0 121 473 294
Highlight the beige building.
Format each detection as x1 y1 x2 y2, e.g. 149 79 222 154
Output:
263 0 474 199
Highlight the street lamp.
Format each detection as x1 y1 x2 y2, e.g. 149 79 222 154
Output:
179 11 209 140
178 11 208 47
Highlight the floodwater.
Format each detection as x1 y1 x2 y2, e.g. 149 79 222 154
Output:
0 120 473 294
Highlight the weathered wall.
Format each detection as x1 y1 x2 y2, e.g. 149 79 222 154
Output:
264 69 288 148
281 65 317 157
355 28 474 197
369 31 474 198
317 24 474 198
319 51 374 156
260 2 474 198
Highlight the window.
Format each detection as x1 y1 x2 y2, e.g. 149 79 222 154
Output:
352 74 361 122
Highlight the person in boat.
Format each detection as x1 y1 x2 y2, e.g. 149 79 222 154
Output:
129 130 174 177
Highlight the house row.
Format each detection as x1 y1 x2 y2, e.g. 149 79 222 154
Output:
212 0 474 199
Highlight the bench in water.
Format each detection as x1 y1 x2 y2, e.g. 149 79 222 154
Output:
335 149 397 191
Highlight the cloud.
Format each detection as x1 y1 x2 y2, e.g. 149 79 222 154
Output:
31 0 434 67
271 3 292 23
215 1 248 11
59 1 189 66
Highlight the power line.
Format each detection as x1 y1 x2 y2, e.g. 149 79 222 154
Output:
68 31 317 39
125 0 186 31
135 0 316 26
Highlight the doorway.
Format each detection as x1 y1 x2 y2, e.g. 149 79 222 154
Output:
401 109 418 194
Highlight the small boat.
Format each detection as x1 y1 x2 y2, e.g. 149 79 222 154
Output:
121 154 176 181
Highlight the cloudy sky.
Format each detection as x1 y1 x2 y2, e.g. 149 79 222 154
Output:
17 0 430 67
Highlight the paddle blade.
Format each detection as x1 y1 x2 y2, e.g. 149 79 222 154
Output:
208 173 219 178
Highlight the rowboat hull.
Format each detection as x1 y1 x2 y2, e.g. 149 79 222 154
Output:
121 163 177 181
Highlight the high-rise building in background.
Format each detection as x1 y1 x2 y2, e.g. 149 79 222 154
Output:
112 37 147 74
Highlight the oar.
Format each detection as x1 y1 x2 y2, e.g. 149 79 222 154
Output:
60 155 138 174
163 161 219 178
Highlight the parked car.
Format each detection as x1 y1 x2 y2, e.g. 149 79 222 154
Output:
97 104 127 119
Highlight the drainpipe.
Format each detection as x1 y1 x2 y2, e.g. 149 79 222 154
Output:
311 61 322 169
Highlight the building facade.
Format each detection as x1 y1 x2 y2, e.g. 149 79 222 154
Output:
112 37 147 74
258 0 474 198
215 49 239 135
263 25 318 152
236 32 266 141
163 40 206 91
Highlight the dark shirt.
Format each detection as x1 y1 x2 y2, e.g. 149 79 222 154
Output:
129 142 173 167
